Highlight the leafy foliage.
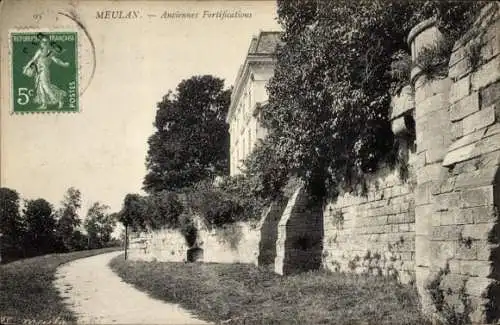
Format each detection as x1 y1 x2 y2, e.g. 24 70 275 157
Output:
405 1 486 41
187 176 266 229
0 188 24 261
55 187 82 251
143 191 184 230
143 75 231 193
413 37 455 80
390 50 412 95
23 198 58 256
251 0 485 202
117 193 147 231
84 202 116 249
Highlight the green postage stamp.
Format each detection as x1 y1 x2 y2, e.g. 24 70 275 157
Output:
10 31 79 113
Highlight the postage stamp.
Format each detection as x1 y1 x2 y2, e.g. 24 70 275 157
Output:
10 31 79 113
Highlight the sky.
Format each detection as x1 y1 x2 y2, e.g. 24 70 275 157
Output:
0 0 281 218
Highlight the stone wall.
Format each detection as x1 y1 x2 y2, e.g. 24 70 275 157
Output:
321 4 500 322
411 4 500 323
128 229 187 262
322 165 417 284
274 185 324 275
199 222 260 264
257 198 287 270
128 221 260 265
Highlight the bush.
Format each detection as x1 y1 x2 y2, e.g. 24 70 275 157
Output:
145 191 184 230
187 176 267 229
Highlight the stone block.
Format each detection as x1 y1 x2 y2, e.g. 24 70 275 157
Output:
480 35 500 63
462 105 496 136
440 273 468 292
415 78 451 106
415 182 433 205
415 205 433 236
451 120 464 140
473 205 498 224
465 276 494 297
455 241 477 260
391 85 415 119
443 143 475 167
432 214 441 227
449 56 472 80
399 223 411 232
450 92 480 122
462 222 495 240
388 214 404 225
454 167 497 190
430 240 456 263
459 260 492 277
449 45 467 67
444 131 500 167
432 178 455 196
415 236 431 267
425 146 447 164
431 225 462 241
455 207 476 225
476 240 495 260
434 192 461 212
460 186 494 208
449 75 471 104
471 55 500 91
417 163 446 184
439 210 458 226
448 125 491 152
480 80 500 108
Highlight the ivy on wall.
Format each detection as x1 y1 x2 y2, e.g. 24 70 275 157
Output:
244 0 486 203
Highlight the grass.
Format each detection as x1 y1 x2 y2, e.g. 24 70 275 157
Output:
0 247 120 325
110 256 433 325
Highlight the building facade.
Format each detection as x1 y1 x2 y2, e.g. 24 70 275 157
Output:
226 31 281 176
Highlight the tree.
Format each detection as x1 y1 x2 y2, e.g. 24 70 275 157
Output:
23 198 57 256
255 1 482 203
0 188 24 261
117 193 147 232
56 187 82 251
117 193 148 259
84 202 115 249
144 191 184 230
143 75 231 193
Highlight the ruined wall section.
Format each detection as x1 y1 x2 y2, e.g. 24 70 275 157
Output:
128 221 260 264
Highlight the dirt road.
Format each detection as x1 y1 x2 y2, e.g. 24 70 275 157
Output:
54 251 210 324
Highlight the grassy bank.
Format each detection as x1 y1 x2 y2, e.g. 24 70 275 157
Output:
0 247 120 324
110 257 432 325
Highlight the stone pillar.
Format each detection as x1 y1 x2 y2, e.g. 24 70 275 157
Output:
274 185 324 275
408 18 453 315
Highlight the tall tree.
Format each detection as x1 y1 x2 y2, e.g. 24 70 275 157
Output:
117 194 147 232
23 198 57 256
0 188 24 261
56 187 82 251
143 191 184 230
143 75 231 193
84 202 115 249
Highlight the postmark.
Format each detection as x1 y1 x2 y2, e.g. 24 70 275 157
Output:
10 31 79 113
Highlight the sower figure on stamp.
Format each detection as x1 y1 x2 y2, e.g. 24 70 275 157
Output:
23 36 69 110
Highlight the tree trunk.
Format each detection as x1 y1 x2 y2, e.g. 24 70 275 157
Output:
124 225 128 260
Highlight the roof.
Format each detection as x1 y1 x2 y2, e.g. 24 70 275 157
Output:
249 31 282 55
226 31 282 123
